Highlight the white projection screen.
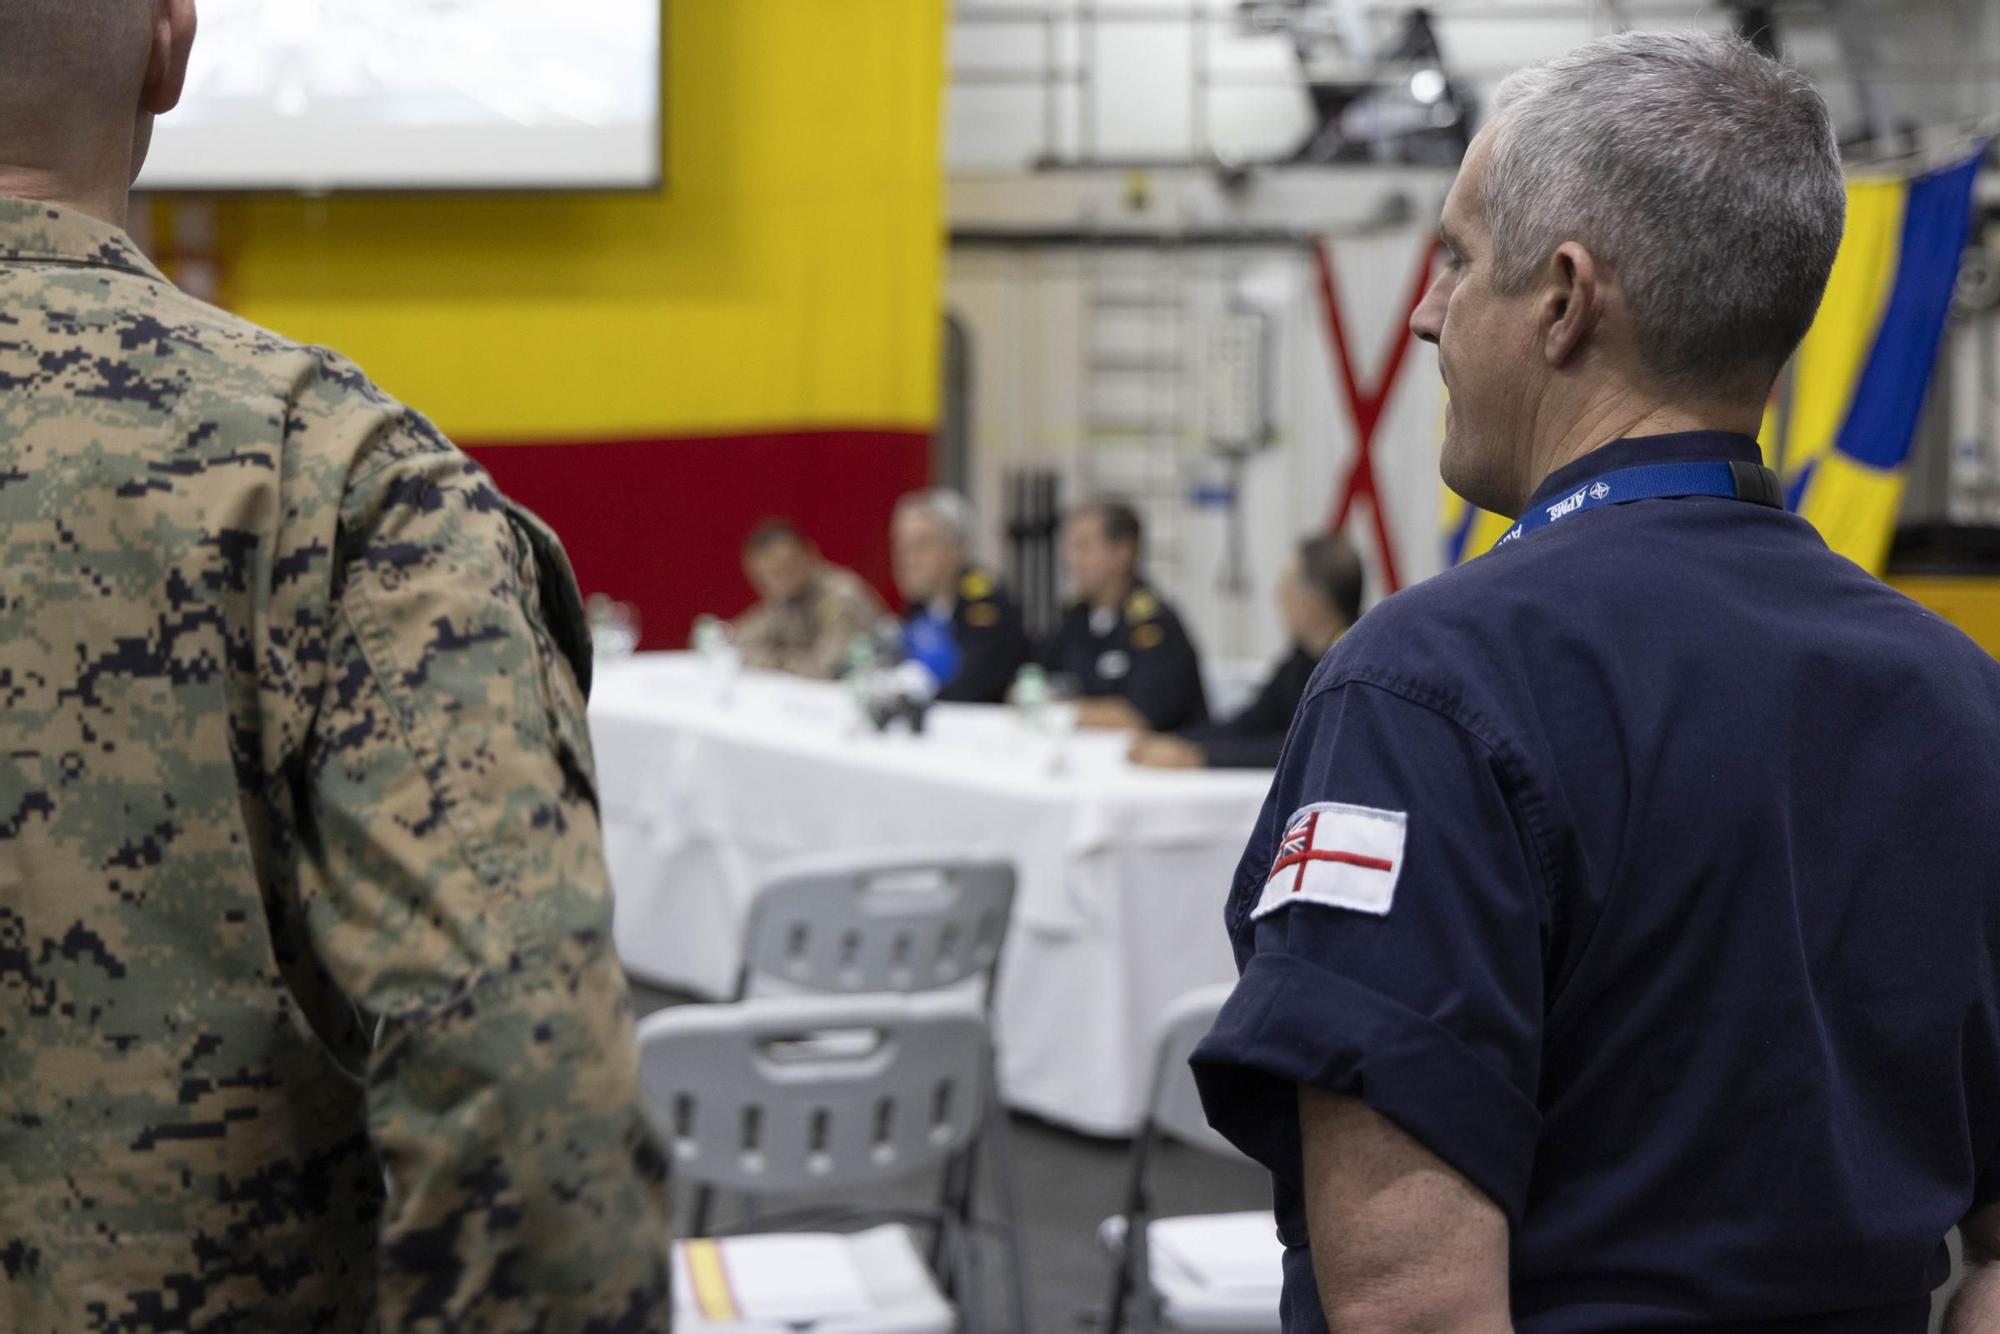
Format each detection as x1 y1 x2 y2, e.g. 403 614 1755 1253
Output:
137 0 663 192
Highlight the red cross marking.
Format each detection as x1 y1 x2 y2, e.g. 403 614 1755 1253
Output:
1272 848 1398 892
1311 236 1443 596
1269 809 1397 892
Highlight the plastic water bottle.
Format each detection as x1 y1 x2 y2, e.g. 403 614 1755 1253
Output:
1014 663 1050 732
845 632 879 726
690 614 739 705
589 595 641 661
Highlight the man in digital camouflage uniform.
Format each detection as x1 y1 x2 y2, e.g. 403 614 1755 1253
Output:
732 519 886 679
0 2 672 1329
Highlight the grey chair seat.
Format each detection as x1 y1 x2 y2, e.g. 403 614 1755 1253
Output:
1104 983 1283 1334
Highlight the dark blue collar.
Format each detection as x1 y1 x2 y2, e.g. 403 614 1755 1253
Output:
1522 431 1764 517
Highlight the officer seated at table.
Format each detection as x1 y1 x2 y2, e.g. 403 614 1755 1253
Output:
1044 500 1209 732
731 519 886 679
1130 531 1362 769
892 489 1033 703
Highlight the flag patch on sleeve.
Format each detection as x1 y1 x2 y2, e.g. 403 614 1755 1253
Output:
1251 802 1407 920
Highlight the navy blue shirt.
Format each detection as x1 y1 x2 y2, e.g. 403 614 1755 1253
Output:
1041 582 1210 731
1183 646 1319 770
1190 433 2000 1332
903 568 1033 705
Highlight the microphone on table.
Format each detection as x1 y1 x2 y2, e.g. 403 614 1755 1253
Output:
849 618 937 735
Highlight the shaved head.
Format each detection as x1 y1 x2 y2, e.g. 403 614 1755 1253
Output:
0 1 155 118
0 0 196 224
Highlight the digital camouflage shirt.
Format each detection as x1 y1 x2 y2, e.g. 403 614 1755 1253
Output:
0 199 671 1332
732 563 884 679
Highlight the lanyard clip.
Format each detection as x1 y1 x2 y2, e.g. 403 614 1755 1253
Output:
1729 460 1784 510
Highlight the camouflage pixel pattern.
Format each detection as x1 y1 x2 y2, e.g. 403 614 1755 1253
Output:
732 563 886 679
0 198 671 1331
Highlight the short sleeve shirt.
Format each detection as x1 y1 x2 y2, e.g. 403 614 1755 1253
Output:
1191 432 2000 1333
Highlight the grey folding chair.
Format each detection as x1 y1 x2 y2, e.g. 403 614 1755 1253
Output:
1101 984 1283 1334
639 992 991 1334
729 856 1029 1334
734 856 1015 1002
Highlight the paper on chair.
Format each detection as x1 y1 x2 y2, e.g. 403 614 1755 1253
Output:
1150 1212 1285 1294
675 1234 874 1324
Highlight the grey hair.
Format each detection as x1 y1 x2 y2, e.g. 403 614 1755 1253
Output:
894 488 976 545
1482 30 1846 391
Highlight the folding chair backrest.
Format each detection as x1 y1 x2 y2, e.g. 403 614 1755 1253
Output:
1146 983 1246 1162
637 992 991 1196
739 857 1016 999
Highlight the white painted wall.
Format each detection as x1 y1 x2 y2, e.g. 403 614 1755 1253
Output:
948 181 1450 663
949 0 2000 172
944 1 2000 668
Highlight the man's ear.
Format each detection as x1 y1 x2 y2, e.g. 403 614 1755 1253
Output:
141 0 198 117
1540 241 1602 370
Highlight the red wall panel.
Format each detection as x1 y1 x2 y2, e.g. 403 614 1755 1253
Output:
468 429 930 651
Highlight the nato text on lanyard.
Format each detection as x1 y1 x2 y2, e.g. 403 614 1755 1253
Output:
1495 460 1783 547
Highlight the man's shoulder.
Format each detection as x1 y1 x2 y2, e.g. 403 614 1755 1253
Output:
1124 583 1190 628
819 564 884 608
2 261 465 544
1331 553 1524 658
957 567 1006 602
59 270 448 473
50 266 356 392
1833 571 2000 707
1294 548 1574 744
1122 584 1197 656
955 569 1017 633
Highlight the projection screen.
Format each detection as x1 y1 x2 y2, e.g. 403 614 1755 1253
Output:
137 0 663 193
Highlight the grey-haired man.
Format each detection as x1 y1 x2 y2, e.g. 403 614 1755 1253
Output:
1194 31 2000 1334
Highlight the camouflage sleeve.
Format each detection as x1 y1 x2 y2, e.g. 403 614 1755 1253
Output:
801 576 885 681
731 602 784 671
300 423 672 1332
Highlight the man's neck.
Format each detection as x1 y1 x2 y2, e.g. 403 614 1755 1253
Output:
1525 394 1761 507
0 162 130 230
1298 623 1346 659
1089 577 1136 615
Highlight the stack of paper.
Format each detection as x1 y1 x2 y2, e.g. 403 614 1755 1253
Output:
1150 1212 1285 1294
675 1234 874 1324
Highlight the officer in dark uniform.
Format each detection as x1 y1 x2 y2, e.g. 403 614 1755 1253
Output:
1132 532 1364 770
892 489 1032 703
1043 500 1209 732
1190 32 2000 1334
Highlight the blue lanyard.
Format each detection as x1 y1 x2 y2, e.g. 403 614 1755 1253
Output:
1495 460 1781 547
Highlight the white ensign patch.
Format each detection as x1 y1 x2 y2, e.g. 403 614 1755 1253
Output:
1251 802 1407 920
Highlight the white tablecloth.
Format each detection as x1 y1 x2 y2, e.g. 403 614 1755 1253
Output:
589 653 1273 1136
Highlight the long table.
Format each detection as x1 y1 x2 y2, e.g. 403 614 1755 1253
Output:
588 653 1272 1136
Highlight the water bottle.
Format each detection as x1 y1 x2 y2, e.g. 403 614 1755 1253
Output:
1014 662 1050 732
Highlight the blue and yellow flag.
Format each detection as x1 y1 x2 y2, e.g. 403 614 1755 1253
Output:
1443 147 1987 573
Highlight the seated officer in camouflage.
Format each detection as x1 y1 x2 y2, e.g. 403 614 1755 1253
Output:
732 519 886 679
1043 500 1209 732
0 3 671 1329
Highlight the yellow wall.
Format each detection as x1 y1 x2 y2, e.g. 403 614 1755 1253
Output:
203 0 944 444
1888 576 2000 659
